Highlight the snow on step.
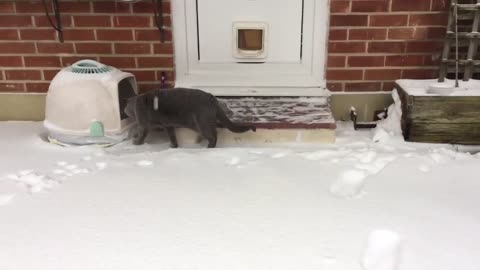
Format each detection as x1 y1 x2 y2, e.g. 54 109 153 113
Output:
218 97 335 129
361 230 402 270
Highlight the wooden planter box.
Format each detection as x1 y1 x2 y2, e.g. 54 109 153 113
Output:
396 81 480 145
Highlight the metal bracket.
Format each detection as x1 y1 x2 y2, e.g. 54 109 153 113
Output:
42 0 63 43
152 0 165 43
350 107 388 130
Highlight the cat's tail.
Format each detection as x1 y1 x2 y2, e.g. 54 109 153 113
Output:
215 100 256 133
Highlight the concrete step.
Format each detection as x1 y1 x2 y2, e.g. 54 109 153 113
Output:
177 97 336 146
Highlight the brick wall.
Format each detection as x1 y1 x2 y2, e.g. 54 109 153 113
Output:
0 0 174 93
0 0 449 94
327 0 449 92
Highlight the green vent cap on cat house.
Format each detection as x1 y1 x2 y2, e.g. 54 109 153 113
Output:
71 60 113 74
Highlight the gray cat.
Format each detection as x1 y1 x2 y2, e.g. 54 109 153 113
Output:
124 88 256 148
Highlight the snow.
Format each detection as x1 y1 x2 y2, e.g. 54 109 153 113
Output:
1 121 480 270
396 78 480 96
361 230 402 270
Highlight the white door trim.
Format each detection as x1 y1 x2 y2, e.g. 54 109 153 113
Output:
171 0 330 96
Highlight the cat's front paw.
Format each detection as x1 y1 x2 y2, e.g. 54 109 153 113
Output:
133 138 145 145
170 143 178 148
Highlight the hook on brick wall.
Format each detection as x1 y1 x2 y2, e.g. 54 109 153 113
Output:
152 0 165 43
42 0 63 43
160 71 167 88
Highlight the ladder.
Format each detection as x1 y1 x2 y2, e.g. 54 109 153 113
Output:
439 0 480 82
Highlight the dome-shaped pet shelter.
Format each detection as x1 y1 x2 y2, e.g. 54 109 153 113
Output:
44 60 138 146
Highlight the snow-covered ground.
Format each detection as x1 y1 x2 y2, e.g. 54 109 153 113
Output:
1 121 480 270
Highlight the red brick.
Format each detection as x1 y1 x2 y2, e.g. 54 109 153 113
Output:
59 2 91 13
114 16 151 27
37 43 74 54
5 70 42 80
93 1 131 13
26 82 50 93
351 1 389 12
62 56 97 67
330 1 350 13
74 16 112 27
0 29 19 40
133 1 170 14
329 29 348 40
24 56 61 67
43 69 61 81
327 82 344 92
156 70 175 81
427 27 446 39
34 15 73 27
326 69 363 80
424 54 442 66
15 1 44 13
330 15 368 27
370 15 408 27
99 57 136 68
345 82 382 92
392 0 431 11
115 43 151 54
328 56 346 67
348 56 385 67
328 42 366 53
0 2 15 13
382 82 396 91
62 29 95 41
349 29 387 40
386 55 425 66
402 69 438 79
135 29 172 41
0 42 36 54
0 56 23 67
137 83 165 93
20 29 56 40
406 41 443 53
124 70 157 81
0 15 33 27
137 57 173 68
432 0 449 11
97 29 133 41
388 28 429 40
364 69 402 80
409 14 448 26
76 43 112 54
0 83 25 92
153 43 174 54
368 42 405 53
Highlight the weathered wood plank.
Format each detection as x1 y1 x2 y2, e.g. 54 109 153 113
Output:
406 123 480 145
410 97 480 123
396 82 480 144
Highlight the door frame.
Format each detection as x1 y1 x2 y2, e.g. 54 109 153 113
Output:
171 0 331 96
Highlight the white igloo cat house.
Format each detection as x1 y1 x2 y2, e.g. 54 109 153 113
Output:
44 60 138 145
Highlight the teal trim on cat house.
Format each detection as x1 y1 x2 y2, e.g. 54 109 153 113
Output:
89 121 105 137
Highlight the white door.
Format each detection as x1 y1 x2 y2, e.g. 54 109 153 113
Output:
197 0 303 63
172 0 330 96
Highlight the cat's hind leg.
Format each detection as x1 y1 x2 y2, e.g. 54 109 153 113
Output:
165 127 178 148
199 118 218 148
133 126 148 145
